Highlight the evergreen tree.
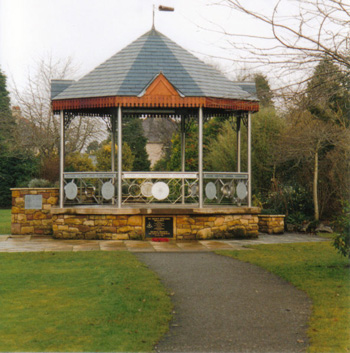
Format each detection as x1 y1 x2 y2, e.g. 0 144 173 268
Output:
0 69 38 206
254 73 274 108
0 70 15 151
123 118 150 171
306 57 350 127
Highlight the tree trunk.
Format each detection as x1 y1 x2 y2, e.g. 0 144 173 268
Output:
313 150 319 221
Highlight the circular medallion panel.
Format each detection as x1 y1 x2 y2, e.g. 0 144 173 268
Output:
190 183 198 197
64 181 78 200
205 182 217 200
141 182 153 197
221 183 234 198
129 184 141 197
236 182 248 200
152 182 169 200
102 181 114 200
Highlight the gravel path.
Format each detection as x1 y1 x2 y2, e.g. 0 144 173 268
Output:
136 252 311 353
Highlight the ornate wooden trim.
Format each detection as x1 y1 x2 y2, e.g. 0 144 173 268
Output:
141 73 183 97
52 95 259 112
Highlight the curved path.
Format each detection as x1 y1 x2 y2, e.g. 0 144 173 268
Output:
136 252 311 353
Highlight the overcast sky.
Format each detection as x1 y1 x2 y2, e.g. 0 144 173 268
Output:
0 0 273 100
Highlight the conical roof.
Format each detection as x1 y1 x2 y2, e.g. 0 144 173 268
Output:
53 29 256 101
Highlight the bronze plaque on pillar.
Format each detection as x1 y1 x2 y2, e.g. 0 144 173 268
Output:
145 217 174 238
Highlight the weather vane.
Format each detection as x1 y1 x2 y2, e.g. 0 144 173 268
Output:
152 4 175 29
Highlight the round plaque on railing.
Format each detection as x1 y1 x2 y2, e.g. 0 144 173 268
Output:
221 183 234 198
152 182 169 200
236 182 248 200
205 182 216 200
141 182 153 197
64 181 78 200
102 181 114 200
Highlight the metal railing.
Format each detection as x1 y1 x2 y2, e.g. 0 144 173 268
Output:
63 171 249 207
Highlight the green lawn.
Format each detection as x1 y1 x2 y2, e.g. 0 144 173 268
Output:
0 209 11 234
217 242 350 353
0 252 172 352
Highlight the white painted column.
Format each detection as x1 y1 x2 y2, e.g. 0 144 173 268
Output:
237 116 241 173
59 110 65 208
198 107 204 208
111 115 116 205
117 106 122 208
111 116 116 173
181 116 186 204
247 112 252 207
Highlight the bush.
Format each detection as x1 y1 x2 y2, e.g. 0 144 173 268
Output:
28 179 53 188
333 202 350 258
262 182 314 223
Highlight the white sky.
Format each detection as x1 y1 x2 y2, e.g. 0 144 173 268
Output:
0 0 277 101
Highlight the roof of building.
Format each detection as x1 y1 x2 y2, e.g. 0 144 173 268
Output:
52 29 257 102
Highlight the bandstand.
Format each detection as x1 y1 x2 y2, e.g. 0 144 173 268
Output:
50 28 260 240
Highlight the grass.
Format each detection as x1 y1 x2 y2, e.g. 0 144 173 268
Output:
0 209 11 234
0 252 172 352
217 242 350 353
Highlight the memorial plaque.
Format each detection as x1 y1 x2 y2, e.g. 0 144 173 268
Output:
145 217 174 238
25 195 42 210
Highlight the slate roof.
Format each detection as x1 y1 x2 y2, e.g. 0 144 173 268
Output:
52 29 257 101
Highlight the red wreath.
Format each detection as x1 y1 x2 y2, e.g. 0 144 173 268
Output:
151 238 170 242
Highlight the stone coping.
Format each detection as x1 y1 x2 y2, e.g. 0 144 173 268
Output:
259 214 286 218
51 206 261 216
11 187 59 190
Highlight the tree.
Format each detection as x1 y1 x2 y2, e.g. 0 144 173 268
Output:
205 120 239 172
254 73 274 108
277 111 348 220
65 152 95 172
11 56 104 180
215 0 350 92
0 69 38 206
305 57 350 127
123 118 150 171
0 70 15 151
95 141 134 172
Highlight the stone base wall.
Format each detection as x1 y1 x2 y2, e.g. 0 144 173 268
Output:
52 214 144 240
177 215 259 240
51 212 259 240
258 215 285 234
11 188 59 235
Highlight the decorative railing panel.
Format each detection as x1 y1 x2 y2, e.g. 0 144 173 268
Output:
203 172 248 206
122 172 199 205
63 171 249 207
64 172 117 205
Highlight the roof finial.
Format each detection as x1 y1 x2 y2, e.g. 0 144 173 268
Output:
152 4 155 29
152 5 175 30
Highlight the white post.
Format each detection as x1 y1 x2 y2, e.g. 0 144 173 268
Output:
181 117 186 204
117 106 122 208
237 116 241 173
247 112 252 207
199 107 203 208
59 110 65 208
111 116 116 173
111 115 116 205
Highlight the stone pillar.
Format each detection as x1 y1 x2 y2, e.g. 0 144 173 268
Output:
11 188 59 235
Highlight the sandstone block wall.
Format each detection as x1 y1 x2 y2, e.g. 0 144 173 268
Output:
52 214 144 240
258 215 285 234
11 188 59 235
51 213 259 240
177 215 259 240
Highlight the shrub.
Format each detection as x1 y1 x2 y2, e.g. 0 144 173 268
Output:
333 202 350 258
28 179 53 188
